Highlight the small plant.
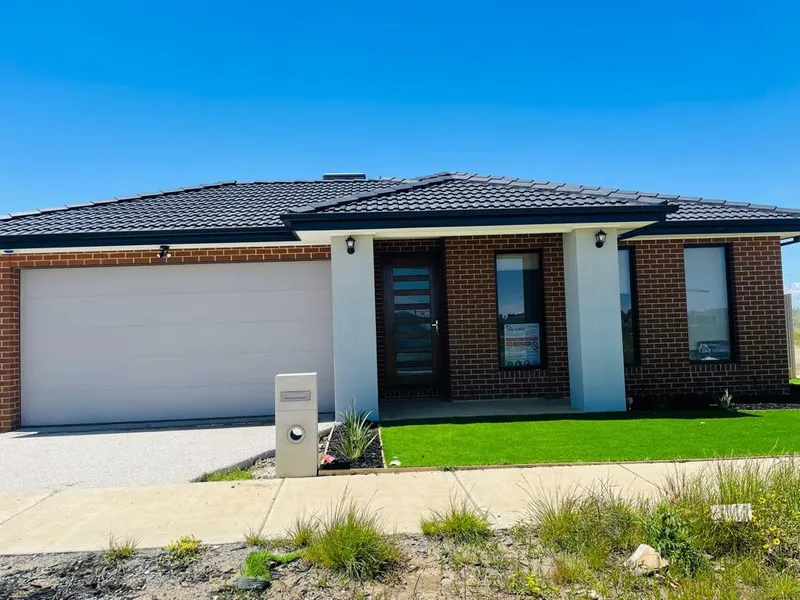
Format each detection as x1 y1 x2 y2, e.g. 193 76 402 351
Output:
333 406 378 462
286 514 320 548
420 499 491 544
103 534 138 564
717 389 734 410
303 497 400 580
243 525 270 547
199 466 253 482
161 535 204 564
506 568 553 598
641 504 708 577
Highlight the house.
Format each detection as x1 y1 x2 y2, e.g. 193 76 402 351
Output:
0 171 796 431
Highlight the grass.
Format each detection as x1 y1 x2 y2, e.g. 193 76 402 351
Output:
300 497 401 580
420 499 491 543
242 526 270 547
103 534 138 564
511 457 800 598
380 409 800 467
241 549 305 582
333 406 378 462
198 466 253 482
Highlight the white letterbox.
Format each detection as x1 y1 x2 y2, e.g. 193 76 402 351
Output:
275 373 318 478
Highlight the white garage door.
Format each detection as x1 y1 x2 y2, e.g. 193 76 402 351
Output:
21 261 334 426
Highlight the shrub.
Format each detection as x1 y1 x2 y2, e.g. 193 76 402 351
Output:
641 504 708 577
286 515 319 548
527 482 643 557
199 466 253 482
717 389 734 410
333 406 378 462
420 499 491 544
103 535 138 564
303 498 400 580
162 535 204 564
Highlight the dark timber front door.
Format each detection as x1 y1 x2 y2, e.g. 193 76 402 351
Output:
383 254 444 388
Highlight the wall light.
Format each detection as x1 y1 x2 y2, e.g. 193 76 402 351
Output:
157 245 172 259
345 236 356 255
594 230 607 249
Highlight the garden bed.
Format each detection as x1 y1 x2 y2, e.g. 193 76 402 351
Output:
320 421 385 470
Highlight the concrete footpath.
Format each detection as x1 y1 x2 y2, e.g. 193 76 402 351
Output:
0 458 780 555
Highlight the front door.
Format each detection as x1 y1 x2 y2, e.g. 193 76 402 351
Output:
383 254 444 387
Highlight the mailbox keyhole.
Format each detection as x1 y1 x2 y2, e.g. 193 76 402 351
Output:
288 425 305 444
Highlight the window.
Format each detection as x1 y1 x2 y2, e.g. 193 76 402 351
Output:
684 245 733 361
495 252 544 368
618 248 637 365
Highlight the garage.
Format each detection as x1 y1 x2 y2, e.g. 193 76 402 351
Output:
20 261 334 426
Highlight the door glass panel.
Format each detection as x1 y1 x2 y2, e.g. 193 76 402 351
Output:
396 337 432 348
396 323 431 333
394 295 430 305
396 352 432 363
394 267 429 276
395 309 431 319
394 280 430 290
397 366 434 375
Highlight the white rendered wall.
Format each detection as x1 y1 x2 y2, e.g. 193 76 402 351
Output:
563 229 627 412
330 235 380 419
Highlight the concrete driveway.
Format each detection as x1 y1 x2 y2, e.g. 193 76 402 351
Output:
0 417 334 491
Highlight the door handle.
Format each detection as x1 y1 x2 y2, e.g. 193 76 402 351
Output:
432 319 439 334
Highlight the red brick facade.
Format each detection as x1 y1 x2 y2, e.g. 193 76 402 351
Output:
375 234 788 403
622 236 788 399
0 245 330 432
444 234 570 400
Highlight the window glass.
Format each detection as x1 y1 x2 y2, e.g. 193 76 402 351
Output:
684 246 732 360
496 253 543 368
618 249 636 365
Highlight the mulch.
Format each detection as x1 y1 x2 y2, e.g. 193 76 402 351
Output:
323 423 384 470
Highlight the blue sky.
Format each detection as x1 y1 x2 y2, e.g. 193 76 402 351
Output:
1 1 799 284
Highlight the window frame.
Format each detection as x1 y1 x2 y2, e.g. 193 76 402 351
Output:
618 246 641 367
683 243 737 364
494 249 547 371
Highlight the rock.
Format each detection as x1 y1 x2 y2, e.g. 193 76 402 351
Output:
624 544 668 575
575 588 603 599
710 503 752 522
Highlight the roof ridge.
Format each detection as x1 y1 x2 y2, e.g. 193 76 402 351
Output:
286 176 451 214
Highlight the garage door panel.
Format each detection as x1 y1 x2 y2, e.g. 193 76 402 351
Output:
22 378 336 426
21 261 335 426
25 351 335 394
21 261 332 299
23 289 333 329
24 319 334 362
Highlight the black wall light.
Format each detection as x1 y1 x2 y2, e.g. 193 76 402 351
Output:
345 236 356 255
594 230 607 249
157 245 172 259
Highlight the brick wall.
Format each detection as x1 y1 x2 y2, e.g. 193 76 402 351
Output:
443 234 570 400
622 236 788 399
0 245 330 432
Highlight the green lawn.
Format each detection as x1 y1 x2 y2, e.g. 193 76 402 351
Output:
379 410 800 467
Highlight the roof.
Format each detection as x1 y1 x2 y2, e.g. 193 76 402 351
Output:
0 172 798 249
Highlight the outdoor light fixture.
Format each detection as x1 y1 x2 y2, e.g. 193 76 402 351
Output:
157 245 172 259
345 236 356 255
594 230 607 249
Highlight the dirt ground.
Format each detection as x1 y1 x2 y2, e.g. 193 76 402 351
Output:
0 533 556 600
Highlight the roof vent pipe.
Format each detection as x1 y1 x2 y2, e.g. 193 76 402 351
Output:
322 173 367 181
